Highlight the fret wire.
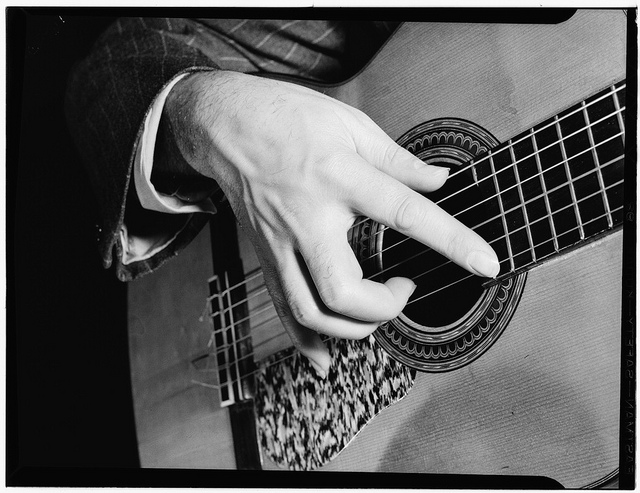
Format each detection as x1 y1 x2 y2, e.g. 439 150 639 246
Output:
206 269 264 302
224 271 240 402
582 100 614 228
510 193 623 267
215 202 626 380
400 140 618 276
207 277 269 316
487 152 515 271
612 83 626 146
509 140 536 262
205 275 222 350
206 100 627 335
531 127 560 252
191 380 220 391
211 294 277 335
228 267 251 400
206 100 626 306
215 273 233 402
554 115 585 240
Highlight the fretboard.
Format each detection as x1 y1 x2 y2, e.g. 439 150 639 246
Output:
463 81 626 277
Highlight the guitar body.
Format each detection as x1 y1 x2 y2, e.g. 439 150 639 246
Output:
127 9 627 487
128 227 237 469
319 231 622 486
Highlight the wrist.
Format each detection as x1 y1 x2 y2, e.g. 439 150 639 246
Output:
163 70 229 176
152 71 221 202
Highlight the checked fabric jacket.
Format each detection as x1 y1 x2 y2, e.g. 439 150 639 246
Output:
65 17 397 281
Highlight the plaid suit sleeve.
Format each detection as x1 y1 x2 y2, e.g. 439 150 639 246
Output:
65 17 222 280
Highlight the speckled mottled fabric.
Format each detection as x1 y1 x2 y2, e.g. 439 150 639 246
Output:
255 335 415 470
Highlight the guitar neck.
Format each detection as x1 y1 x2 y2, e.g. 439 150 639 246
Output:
465 81 626 279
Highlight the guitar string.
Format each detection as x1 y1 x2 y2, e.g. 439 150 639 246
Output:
206 124 624 322
210 173 625 359
205 183 624 379
199 85 628 394
204 84 625 305
205 85 625 311
303 83 626 237
212 162 626 356
206 141 624 352
206 95 625 315
412 84 625 211
359 129 625 263
212 150 625 339
354 82 625 228
201 202 625 394
407 187 624 304
202 90 627 382
355 154 625 284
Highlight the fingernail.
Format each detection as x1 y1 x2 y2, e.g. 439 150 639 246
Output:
409 282 417 297
435 167 451 178
467 250 501 278
418 164 450 179
309 359 327 379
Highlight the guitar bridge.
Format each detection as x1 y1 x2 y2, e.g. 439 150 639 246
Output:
206 273 256 407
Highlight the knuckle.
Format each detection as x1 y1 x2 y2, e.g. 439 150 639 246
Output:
391 195 423 233
444 230 467 259
289 301 321 330
358 112 377 130
382 143 403 167
318 282 352 314
346 104 371 123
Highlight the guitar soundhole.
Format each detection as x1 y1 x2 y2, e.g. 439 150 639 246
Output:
381 165 486 328
354 119 527 372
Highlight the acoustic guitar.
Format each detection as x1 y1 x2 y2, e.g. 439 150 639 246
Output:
128 9 628 488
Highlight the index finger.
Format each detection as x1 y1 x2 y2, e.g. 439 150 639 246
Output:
347 157 500 278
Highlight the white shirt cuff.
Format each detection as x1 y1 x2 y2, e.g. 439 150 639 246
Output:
121 72 217 266
133 72 217 215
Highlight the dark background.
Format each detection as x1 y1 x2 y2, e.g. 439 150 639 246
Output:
7 9 139 482
7 7 636 489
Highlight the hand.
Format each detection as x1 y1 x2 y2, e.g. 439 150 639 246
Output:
162 70 500 376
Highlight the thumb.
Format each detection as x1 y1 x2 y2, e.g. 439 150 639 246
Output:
278 310 331 378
